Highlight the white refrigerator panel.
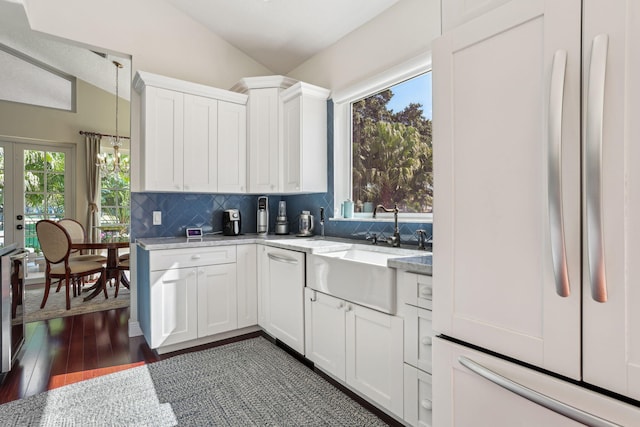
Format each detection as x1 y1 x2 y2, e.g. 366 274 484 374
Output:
433 337 640 427
433 0 582 379
581 0 640 400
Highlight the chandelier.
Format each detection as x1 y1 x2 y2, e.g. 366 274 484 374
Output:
97 60 129 174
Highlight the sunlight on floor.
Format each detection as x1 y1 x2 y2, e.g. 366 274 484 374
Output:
48 361 146 389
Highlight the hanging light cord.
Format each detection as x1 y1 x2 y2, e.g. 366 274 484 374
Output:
113 60 123 147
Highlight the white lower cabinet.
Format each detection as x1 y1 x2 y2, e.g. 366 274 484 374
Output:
305 288 404 418
196 263 237 337
236 244 257 329
398 271 434 427
404 365 433 427
258 246 305 354
141 245 259 351
149 266 198 347
304 289 346 379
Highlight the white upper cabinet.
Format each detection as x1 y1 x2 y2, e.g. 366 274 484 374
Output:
217 101 247 193
183 94 218 192
281 82 330 193
441 0 511 33
139 86 184 192
233 77 330 194
134 71 248 193
433 0 582 379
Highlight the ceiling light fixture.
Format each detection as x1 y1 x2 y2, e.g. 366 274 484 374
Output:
96 60 129 174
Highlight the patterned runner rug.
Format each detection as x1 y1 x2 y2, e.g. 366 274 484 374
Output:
0 337 387 426
21 282 130 323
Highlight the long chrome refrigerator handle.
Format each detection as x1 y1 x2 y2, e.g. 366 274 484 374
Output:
458 356 621 427
548 49 570 297
267 252 298 265
585 34 609 303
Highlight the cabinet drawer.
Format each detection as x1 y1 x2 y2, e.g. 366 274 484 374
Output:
405 305 434 373
404 364 433 427
149 246 236 271
398 271 433 310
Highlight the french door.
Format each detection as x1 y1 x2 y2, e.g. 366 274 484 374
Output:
0 140 74 280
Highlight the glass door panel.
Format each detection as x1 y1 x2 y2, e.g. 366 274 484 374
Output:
23 148 70 257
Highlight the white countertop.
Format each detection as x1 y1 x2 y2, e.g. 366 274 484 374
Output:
136 234 432 275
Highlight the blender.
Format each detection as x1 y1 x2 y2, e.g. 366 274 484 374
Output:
275 201 289 235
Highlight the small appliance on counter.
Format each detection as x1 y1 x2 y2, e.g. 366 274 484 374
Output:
257 196 268 235
297 210 314 237
222 209 241 236
275 201 289 235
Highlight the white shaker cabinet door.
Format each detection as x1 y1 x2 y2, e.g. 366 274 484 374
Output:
582 0 640 400
236 244 258 329
433 0 582 379
345 304 403 418
183 94 218 192
217 101 247 193
197 263 237 337
149 267 198 348
304 289 346 381
142 86 184 191
246 88 280 193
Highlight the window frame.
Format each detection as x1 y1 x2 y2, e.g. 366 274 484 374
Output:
332 52 433 222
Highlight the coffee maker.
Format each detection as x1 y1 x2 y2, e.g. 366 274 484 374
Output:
223 209 241 236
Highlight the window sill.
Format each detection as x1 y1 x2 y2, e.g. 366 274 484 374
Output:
330 216 432 224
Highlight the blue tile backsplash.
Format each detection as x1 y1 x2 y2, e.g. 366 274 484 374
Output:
131 100 433 247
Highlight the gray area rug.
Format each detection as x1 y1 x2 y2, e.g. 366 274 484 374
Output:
21 283 130 323
0 337 388 426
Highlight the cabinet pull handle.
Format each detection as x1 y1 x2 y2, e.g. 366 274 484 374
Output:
267 253 298 264
191 254 201 260
548 49 570 298
309 290 317 302
421 336 432 346
458 356 620 427
420 399 432 411
585 34 609 303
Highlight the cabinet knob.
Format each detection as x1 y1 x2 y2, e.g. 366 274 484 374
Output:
337 301 345 309
345 304 352 312
421 336 433 346
191 254 201 260
419 286 432 297
420 399 432 411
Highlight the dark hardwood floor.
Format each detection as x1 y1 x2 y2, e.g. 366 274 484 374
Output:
0 307 153 404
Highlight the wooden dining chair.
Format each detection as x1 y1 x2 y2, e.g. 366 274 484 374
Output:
115 257 129 298
57 218 107 295
36 220 107 310
58 218 108 263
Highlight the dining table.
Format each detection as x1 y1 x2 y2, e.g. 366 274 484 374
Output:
70 240 129 301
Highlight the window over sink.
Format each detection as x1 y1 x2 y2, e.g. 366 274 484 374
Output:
352 73 432 215
333 53 433 221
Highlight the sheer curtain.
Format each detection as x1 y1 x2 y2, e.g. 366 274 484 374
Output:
85 134 101 243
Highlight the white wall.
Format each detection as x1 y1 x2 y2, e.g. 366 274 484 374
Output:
22 0 272 89
287 0 441 93
22 0 273 193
